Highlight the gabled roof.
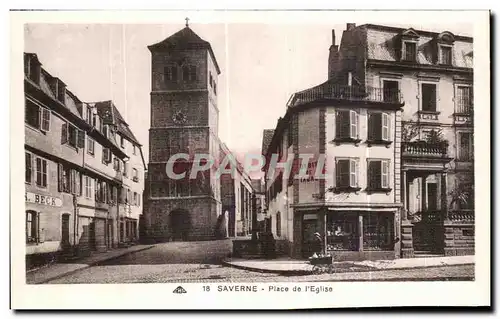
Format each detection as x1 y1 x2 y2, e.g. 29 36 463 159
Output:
94 100 141 146
148 26 221 74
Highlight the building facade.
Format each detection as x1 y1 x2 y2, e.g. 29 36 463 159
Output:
263 76 404 260
24 53 145 267
263 23 474 260
331 23 474 257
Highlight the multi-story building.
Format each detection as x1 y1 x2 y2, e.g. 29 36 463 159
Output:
263 23 474 260
330 23 474 257
219 142 254 237
24 52 145 267
263 73 404 260
143 24 254 242
94 101 146 245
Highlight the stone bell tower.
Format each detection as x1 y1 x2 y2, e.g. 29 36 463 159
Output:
144 21 222 242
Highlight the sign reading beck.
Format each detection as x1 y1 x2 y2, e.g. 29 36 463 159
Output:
25 192 63 207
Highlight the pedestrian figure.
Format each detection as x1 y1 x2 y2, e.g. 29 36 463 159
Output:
312 232 323 256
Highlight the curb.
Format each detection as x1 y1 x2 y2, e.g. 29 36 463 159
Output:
222 260 475 276
31 245 155 284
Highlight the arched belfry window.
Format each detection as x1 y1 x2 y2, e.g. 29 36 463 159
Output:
182 65 197 82
164 65 178 82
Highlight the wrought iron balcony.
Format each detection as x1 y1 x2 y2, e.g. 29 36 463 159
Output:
290 84 404 107
402 141 449 158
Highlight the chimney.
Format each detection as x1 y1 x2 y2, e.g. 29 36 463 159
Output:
346 23 356 31
331 29 336 45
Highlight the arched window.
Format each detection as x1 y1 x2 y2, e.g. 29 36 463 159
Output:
276 211 281 237
26 210 39 243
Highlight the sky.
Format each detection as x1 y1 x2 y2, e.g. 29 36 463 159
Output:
24 22 473 166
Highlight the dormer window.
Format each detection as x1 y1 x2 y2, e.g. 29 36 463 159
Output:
399 28 420 63
24 54 41 85
404 42 417 62
439 45 452 65
57 81 66 103
436 31 455 66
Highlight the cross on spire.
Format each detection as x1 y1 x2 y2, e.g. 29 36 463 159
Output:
185 17 190 27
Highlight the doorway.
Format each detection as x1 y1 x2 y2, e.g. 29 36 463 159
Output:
170 209 190 241
427 182 438 211
61 214 70 250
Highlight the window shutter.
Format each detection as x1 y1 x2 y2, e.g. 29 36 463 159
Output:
349 159 358 187
41 108 50 132
350 110 358 139
381 161 390 188
69 170 75 194
76 171 81 196
382 113 390 141
61 123 68 144
77 130 85 148
35 212 40 243
58 163 64 192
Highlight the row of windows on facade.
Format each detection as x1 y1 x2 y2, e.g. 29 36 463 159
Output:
268 159 391 201
25 152 141 206
84 106 138 155
163 65 218 95
419 83 473 114
26 98 139 156
25 100 140 183
401 41 456 66
25 57 67 105
26 211 139 244
272 210 395 250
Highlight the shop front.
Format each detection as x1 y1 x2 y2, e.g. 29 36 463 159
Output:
299 206 401 261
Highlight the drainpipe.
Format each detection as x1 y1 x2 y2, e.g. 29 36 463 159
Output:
73 194 77 253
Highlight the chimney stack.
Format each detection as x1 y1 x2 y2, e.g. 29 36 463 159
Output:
332 29 336 45
346 23 356 31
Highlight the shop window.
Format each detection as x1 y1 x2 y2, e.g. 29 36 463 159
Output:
362 213 394 251
326 213 359 251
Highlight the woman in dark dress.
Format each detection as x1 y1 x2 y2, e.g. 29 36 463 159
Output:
312 232 323 256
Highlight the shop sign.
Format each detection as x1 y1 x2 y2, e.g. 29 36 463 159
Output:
25 192 63 207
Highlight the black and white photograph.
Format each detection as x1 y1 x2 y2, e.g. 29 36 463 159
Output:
10 9 491 309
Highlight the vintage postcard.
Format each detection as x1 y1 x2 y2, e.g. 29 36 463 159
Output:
10 9 490 309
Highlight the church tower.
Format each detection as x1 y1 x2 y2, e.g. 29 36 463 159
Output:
144 22 222 242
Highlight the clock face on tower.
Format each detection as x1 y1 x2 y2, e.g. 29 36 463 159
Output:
172 110 187 125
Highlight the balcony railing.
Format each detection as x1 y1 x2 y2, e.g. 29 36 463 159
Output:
402 141 448 158
455 98 473 115
448 210 474 223
291 84 404 107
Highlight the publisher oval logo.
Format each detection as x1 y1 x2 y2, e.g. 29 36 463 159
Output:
173 286 187 294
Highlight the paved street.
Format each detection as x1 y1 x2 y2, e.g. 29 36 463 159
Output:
45 242 474 284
